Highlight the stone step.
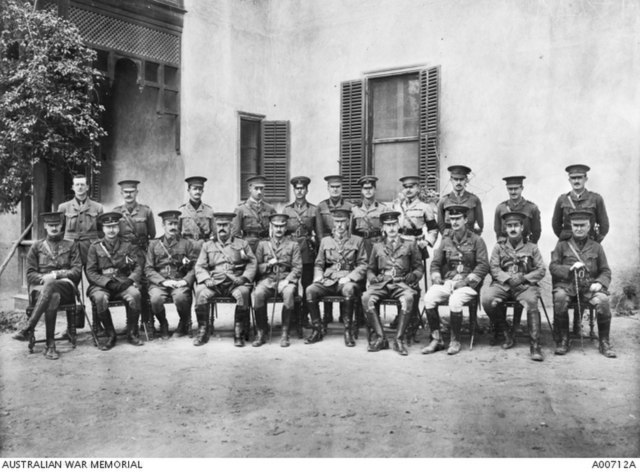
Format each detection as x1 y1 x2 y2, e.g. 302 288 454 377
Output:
13 293 29 310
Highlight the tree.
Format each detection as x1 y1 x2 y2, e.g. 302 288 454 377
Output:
0 0 106 213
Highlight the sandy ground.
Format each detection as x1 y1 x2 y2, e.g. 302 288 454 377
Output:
1 304 639 458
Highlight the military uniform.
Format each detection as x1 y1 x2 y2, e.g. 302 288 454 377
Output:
112 203 156 250
437 190 483 236
254 217 302 347
494 198 541 243
179 200 215 255
549 215 614 357
393 197 438 258
315 198 354 239
551 190 609 243
283 199 317 292
482 212 546 360
423 205 489 355
14 212 83 359
231 198 276 254
363 212 423 355
146 230 195 339
352 200 389 256
58 197 104 264
86 212 145 349
305 209 367 345
194 223 257 347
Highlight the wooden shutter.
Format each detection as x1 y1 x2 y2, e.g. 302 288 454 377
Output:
339 80 364 201
419 66 440 191
261 120 289 201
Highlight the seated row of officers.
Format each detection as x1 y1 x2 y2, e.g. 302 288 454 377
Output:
14 164 614 363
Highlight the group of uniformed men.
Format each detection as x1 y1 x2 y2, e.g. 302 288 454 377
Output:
14 163 615 363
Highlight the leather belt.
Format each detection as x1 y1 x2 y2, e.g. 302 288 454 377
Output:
353 229 382 238
245 231 269 238
400 228 422 236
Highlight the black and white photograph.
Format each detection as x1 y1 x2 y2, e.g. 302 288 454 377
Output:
0 0 638 464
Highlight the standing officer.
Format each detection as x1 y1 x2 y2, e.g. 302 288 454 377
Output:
305 208 367 346
179 176 215 258
351 176 389 256
13 212 82 360
437 165 483 236
482 211 546 361
362 211 423 355
86 212 145 350
145 210 195 340
549 210 615 358
493 176 542 244
112 179 156 336
194 212 257 347
232 175 276 255
551 164 609 243
283 176 317 338
315 175 354 325
253 214 302 347
422 204 489 356
58 174 104 264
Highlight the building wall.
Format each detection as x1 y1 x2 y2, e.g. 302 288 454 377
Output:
182 0 639 293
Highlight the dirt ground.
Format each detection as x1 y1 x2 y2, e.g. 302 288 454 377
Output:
1 304 639 458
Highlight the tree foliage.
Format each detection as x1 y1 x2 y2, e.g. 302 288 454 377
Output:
0 0 106 213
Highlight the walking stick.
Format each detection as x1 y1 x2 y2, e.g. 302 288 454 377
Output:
574 269 584 353
537 296 554 333
269 265 280 343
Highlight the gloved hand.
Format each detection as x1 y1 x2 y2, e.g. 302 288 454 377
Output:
570 261 585 271
431 273 443 285
589 282 603 293
404 273 419 285
233 276 249 287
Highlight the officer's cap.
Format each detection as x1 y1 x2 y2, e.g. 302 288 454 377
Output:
399 175 421 185
213 212 236 223
159 210 181 222
503 175 526 186
330 207 351 221
501 211 526 223
380 211 401 225
324 175 343 184
246 175 267 186
444 204 469 217
565 164 590 176
117 180 140 190
185 176 207 187
41 212 64 225
290 176 311 187
447 165 472 177
569 210 593 222
270 213 289 226
99 212 123 226
357 175 378 187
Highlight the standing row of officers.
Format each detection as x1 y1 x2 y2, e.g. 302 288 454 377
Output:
14 163 614 363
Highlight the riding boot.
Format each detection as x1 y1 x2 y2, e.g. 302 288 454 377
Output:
554 312 570 355
233 307 246 347
43 310 59 360
126 311 144 346
353 300 365 339
393 311 410 356
597 321 617 358
65 310 77 348
447 311 463 355
342 300 355 347
366 308 388 352
528 309 543 361
100 313 117 351
280 307 292 348
501 314 514 350
572 309 581 337
489 304 506 346
252 306 269 347
145 310 155 341
155 308 171 340
305 302 323 344
323 301 334 326
193 305 210 346
92 310 104 335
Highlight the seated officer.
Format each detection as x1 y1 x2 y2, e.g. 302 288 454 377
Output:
86 212 145 350
422 204 489 355
145 210 195 340
549 210 615 358
305 208 367 346
362 211 423 355
253 214 302 348
194 212 257 347
13 212 82 360
481 211 546 361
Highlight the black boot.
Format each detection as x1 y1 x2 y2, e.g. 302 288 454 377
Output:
65 310 77 348
500 315 514 350
12 324 34 342
92 310 104 335
252 306 269 347
280 307 292 348
447 311 463 355
366 309 388 352
393 311 410 356
305 302 323 344
554 312 570 355
193 305 210 346
233 307 246 347
43 310 59 359
489 304 506 346
342 300 355 347
597 321 617 358
421 308 445 354
126 311 144 346
572 309 581 337
145 313 155 341
100 313 117 351
155 309 171 340
528 309 543 361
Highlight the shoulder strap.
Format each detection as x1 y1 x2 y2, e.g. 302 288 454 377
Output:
567 241 585 265
99 242 116 265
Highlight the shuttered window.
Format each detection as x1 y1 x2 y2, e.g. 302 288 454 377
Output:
339 66 440 200
262 120 290 201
